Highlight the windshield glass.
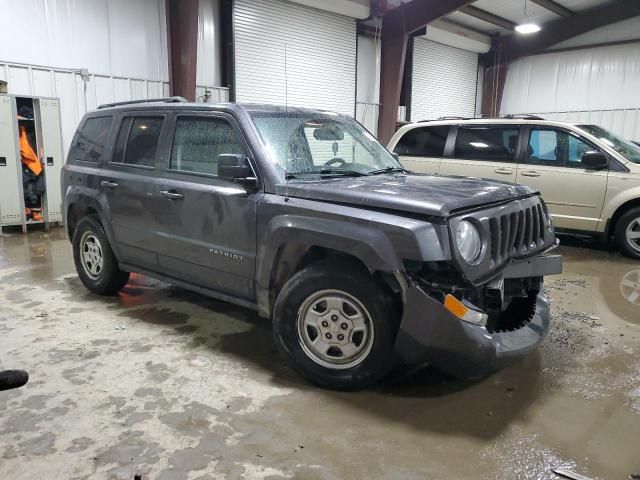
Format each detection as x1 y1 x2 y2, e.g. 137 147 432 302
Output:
578 124 640 164
249 111 403 177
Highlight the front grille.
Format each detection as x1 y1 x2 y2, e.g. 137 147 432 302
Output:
488 201 547 266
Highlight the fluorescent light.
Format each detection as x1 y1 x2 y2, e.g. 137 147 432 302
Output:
470 142 489 148
515 23 541 34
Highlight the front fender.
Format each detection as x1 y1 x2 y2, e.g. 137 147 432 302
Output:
254 195 451 317
600 181 640 232
257 215 401 282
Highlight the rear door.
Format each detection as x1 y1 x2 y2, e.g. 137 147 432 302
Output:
391 125 449 174
515 126 608 231
439 124 520 182
154 111 259 299
100 113 167 270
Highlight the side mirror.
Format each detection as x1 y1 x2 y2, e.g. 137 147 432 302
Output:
581 151 608 170
391 152 400 161
218 154 257 188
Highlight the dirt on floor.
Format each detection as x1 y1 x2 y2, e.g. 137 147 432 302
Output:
0 228 639 480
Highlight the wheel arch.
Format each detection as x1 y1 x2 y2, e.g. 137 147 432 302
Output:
606 197 640 239
64 192 122 261
256 217 405 318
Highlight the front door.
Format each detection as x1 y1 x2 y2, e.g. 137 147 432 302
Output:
100 114 167 270
155 112 258 299
439 125 520 183
515 126 608 231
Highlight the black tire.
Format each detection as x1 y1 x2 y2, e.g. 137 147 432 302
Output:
273 260 398 390
614 207 640 260
72 215 130 295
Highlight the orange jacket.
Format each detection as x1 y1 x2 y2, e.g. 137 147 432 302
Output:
20 126 41 175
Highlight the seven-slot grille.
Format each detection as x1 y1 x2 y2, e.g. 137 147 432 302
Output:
489 201 548 266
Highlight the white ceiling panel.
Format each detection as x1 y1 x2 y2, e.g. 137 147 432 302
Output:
472 0 557 24
443 10 511 34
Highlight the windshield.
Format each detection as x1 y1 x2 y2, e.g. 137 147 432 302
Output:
578 124 640 164
249 111 403 177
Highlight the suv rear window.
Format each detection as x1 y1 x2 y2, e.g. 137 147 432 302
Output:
454 126 520 162
113 116 164 167
393 126 449 157
69 116 112 162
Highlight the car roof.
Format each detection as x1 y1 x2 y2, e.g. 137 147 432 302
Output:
90 99 344 117
393 117 589 136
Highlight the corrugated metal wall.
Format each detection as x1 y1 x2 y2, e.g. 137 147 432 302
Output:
0 63 228 157
410 38 479 122
0 62 170 158
501 43 640 139
233 0 357 115
0 0 169 81
525 110 640 142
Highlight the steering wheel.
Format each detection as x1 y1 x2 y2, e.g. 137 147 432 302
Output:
324 157 346 167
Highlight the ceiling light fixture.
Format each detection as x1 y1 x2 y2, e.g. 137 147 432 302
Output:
515 0 540 34
515 23 541 34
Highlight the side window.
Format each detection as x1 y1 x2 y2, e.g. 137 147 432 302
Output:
69 116 112 162
527 128 562 165
112 116 163 167
525 127 600 168
567 133 597 168
454 126 520 162
170 117 244 175
393 126 449 157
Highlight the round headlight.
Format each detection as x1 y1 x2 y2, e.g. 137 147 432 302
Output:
455 220 482 263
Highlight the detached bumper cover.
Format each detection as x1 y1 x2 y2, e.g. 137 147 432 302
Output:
394 255 560 379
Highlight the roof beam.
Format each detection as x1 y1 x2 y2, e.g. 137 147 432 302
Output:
529 0 573 18
378 0 475 143
382 0 477 38
459 5 516 31
481 0 640 66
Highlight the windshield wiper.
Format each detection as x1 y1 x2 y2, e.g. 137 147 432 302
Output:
285 169 368 179
367 166 409 175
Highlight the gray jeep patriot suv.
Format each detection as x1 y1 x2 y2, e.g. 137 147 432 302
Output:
62 98 562 390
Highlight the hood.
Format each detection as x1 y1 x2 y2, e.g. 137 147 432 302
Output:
276 173 536 218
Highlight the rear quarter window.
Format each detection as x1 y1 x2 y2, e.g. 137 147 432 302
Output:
68 116 113 163
393 126 449 157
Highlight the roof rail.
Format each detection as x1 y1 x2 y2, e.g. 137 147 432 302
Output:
416 116 473 123
97 96 188 109
501 114 545 120
437 116 472 121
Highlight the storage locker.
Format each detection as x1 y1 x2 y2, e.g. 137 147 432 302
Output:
0 95 22 227
36 98 64 223
0 93 65 232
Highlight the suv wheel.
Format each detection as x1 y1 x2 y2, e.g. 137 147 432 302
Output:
72 216 130 295
615 207 640 260
273 260 398 390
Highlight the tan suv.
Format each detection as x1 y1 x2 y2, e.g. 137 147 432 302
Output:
388 117 640 259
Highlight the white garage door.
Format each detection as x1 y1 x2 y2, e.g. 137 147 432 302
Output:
234 0 356 115
410 38 478 122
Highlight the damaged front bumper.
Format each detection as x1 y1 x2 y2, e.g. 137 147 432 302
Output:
394 254 562 379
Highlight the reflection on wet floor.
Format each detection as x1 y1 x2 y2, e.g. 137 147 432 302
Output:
0 227 638 479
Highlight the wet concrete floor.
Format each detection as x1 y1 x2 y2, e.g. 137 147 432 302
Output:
0 228 639 479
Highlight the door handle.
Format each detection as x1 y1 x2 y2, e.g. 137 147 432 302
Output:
160 190 184 200
494 168 512 175
100 180 119 189
520 170 541 177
